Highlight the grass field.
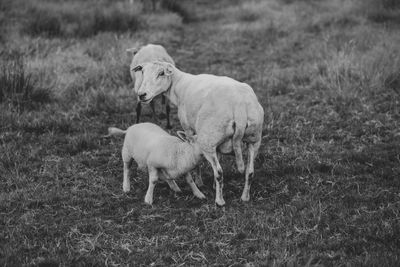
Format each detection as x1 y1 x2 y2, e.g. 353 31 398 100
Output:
1 0 400 266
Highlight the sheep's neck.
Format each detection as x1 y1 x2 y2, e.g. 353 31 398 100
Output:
166 69 192 107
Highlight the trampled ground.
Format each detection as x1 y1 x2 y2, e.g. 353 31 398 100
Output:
1 0 400 266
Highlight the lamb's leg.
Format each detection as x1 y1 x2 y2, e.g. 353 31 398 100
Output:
194 165 203 187
241 140 260 201
166 180 181 193
122 150 132 192
160 169 182 192
123 161 131 192
203 151 225 206
144 167 159 205
185 173 206 199
135 102 142 124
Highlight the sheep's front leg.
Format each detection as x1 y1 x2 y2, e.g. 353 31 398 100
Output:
203 151 225 206
135 102 142 124
185 173 206 199
150 100 158 123
144 167 159 205
163 95 172 129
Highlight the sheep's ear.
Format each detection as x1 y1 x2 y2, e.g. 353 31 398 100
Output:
176 131 187 142
132 65 143 72
126 47 139 57
165 63 174 76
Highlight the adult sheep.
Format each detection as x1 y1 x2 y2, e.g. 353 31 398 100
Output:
127 44 175 129
131 61 264 206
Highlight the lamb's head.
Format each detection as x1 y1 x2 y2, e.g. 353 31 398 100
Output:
177 131 202 156
133 61 174 104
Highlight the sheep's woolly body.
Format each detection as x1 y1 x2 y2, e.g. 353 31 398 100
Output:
135 62 264 205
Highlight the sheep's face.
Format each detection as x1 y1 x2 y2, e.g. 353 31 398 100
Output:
134 62 173 104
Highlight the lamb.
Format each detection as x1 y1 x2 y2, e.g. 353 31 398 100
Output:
107 122 206 205
132 61 264 206
127 44 175 129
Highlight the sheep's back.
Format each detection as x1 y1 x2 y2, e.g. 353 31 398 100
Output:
124 123 171 162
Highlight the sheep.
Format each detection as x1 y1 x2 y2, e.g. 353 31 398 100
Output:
131 61 264 206
127 44 175 129
107 122 206 205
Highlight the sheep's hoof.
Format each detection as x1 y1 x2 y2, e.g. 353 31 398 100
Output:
215 198 226 206
123 187 130 193
144 196 153 205
240 194 250 202
237 163 245 174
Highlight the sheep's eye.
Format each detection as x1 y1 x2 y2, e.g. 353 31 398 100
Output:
132 65 142 72
158 71 165 77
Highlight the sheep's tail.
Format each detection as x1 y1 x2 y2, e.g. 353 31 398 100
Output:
232 105 247 174
106 127 127 137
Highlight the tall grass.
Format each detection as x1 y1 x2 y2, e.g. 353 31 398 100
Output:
161 0 196 23
0 52 51 110
360 0 400 24
23 1 141 38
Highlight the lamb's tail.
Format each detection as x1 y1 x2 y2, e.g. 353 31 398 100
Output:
106 127 127 137
232 105 247 174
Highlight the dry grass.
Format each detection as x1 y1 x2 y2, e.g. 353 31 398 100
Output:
1 0 399 265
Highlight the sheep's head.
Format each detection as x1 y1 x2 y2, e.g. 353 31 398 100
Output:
134 61 174 104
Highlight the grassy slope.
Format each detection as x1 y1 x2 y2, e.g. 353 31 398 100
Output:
1 0 400 266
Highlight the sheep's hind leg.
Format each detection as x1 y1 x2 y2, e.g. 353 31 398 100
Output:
241 140 260 202
203 151 225 206
185 173 206 199
166 180 181 193
122 150 132 192
160 170 182 192
144 167 159 205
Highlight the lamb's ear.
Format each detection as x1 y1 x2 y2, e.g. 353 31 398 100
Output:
132 65 143 72
126 47 139 57
187 134 197 143
165 63 174 76
176 131 187 142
